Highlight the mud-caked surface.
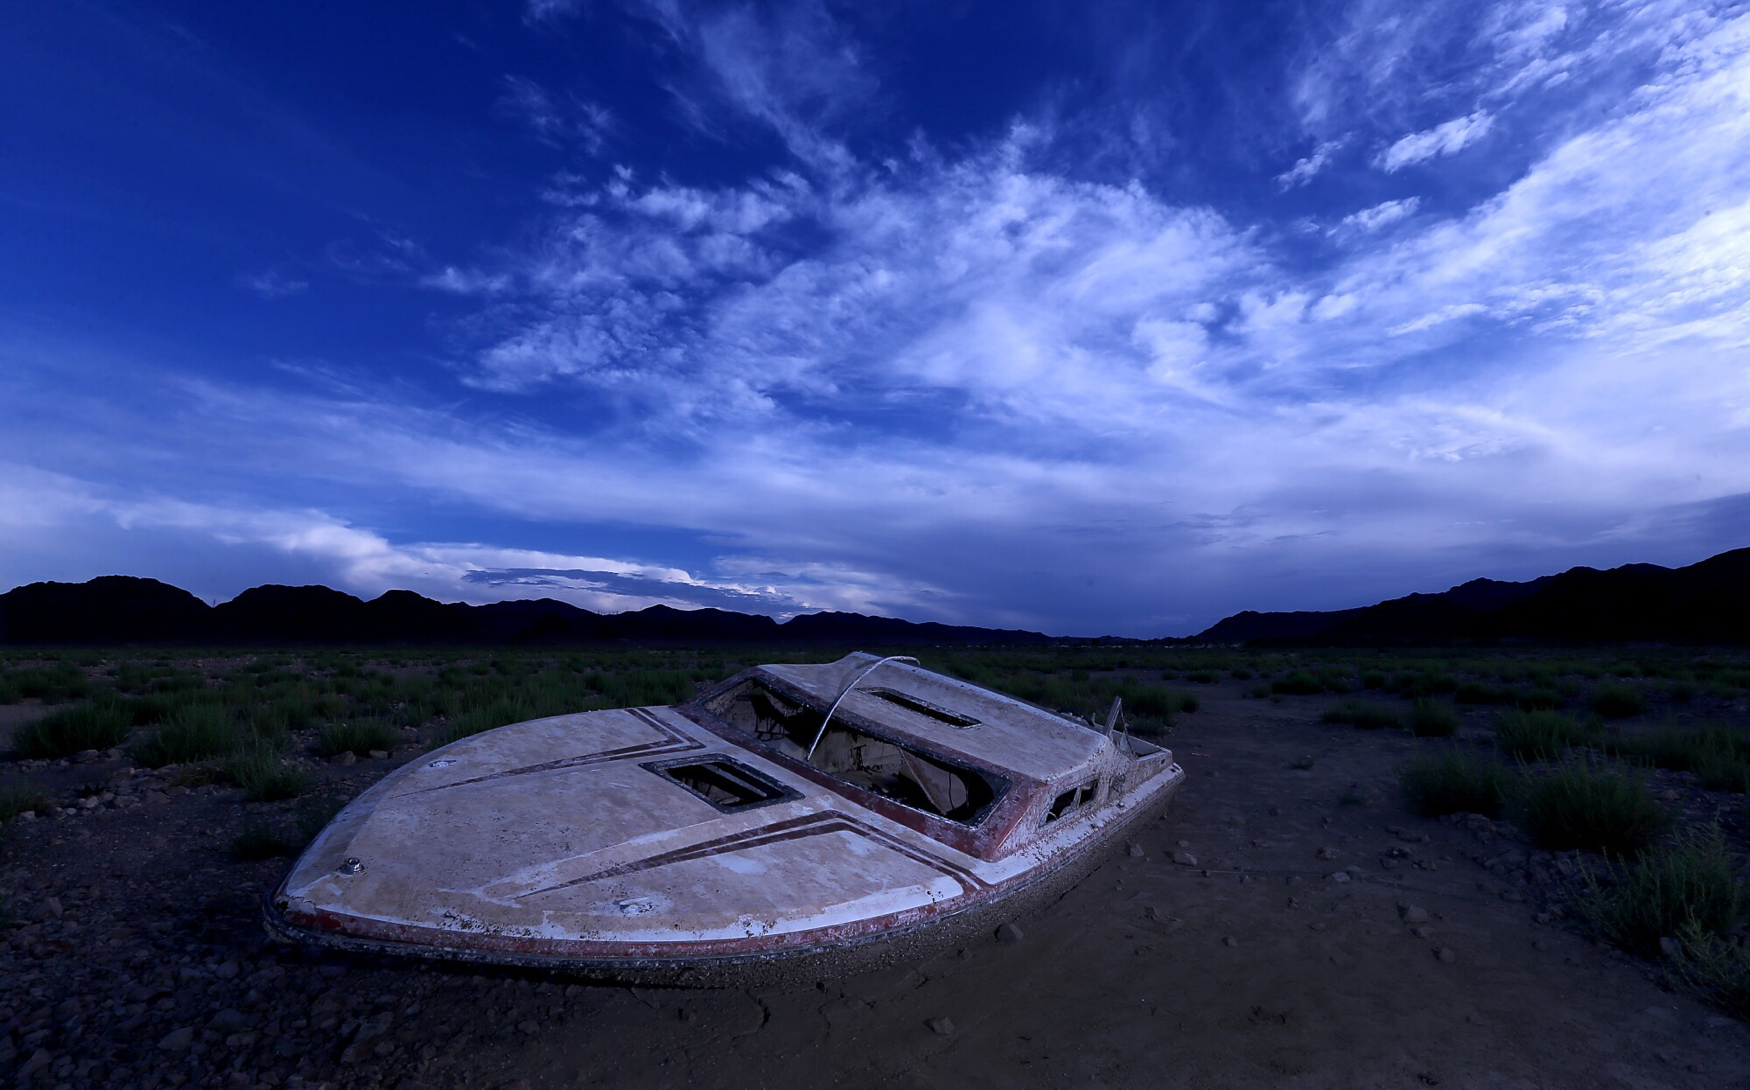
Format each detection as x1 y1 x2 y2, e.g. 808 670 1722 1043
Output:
4 683 1749 1089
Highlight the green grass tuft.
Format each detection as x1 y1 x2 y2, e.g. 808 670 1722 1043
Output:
1581 826 1747 959
0 776 50 822
1496 709 1589 761
1399 747 1509 818
131 705 245 767
1515 758 1669 856
315 718 399 758
1407 698 1461 738
224 745 313 802
13 699 133 759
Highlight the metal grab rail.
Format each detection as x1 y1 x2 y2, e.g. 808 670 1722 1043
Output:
804 655 919 761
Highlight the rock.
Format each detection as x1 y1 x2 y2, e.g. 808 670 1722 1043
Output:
925 1016 954 1036
1328 872 1349 883
1399 905 1430 925
1412 927 1432 940
210 1009 249 1034
368 750 390 760
1126 843 1145 858
342 1017 392 1063
41 896 63 919
1501 890 1526 903
158 1027 195 1052
516 1020 539 1035
1435 948 1457 964
1222 936 1238 947
215 960 240 980
995 922 1023 946
18 1048 53 1079
1171 851 1198 867
331 752 358 767
1659 937 1682 959
1316 847 1337 860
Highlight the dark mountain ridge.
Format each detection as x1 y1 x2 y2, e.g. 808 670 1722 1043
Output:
0 578 1057 647
1196 547 1750 645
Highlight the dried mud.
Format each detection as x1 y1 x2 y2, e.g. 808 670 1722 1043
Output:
4 680 1749 1089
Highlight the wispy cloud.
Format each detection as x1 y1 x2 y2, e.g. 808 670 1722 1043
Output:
1336 196 1421 233
1276 139 1345 189
239 268 309 299
499 75 613 154
1375 110 1495 171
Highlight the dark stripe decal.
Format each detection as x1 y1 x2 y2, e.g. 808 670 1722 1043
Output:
406 708 703 795
519 809 989 899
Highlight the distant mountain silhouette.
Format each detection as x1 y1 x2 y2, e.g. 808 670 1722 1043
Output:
1197 548 1750 645
0 578 1055 647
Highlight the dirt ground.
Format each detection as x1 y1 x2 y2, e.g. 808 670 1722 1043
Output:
3 679 1748 1089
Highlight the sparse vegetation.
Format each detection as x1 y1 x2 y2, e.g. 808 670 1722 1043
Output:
1581 826 1747 959
316 719 400 758
0 776 48 822
1407 698 1461 738
1605 722 1750 792
13 698 133 758
131 705 244 767
1399 748 1509 818
1496 709 1589 761
224 744 313 801
1515 758 1669 856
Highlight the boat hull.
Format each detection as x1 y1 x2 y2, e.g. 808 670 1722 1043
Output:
263 767 1182 986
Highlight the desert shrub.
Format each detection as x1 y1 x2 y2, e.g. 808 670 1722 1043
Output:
1400 748 1508 818
315 719 399 758
1515 759 1669 856
1496 710 1589 761
132 705 245 767
1581 827 1747 959
1359 669 1388 690
1606 723 1750 792
1273 670 1323 696
1673 929 1750 1020
13 699 133 759
1185 670 1221 684
2 663 92 702
1665 679 1697 703
1512 687 1563 711
1228 666 1253 680
1592 682 1648 719
1246 682 1273 699
1455 681 1513 705
224 745 313 802
1322 699 1401 731
0 776 49 822
1407 698 1461 738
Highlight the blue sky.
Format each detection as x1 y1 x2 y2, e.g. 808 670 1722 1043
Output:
3 0 1749 636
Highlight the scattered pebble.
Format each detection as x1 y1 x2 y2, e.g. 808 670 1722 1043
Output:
1172 850 1199 867
1436 948 1457 964
995 922 1024 946
925 1016 955 1036
1399 905 1430 925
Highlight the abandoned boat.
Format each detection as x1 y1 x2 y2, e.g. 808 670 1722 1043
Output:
265 652 1186 984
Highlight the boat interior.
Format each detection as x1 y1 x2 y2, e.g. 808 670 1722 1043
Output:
701 679 1003 825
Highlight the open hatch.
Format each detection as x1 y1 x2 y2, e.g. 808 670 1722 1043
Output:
702 679 1004 826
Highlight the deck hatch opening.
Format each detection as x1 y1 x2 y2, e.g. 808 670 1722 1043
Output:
643 755 800 814
704 679 1006 826
862 688 980 728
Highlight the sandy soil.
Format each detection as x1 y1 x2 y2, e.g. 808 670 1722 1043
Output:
3 680 1747 1089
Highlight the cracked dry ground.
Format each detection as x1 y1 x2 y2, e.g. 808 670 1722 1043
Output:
4 683 1749 1090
